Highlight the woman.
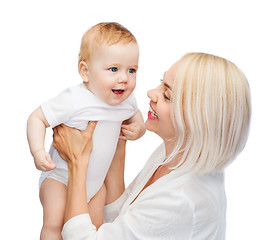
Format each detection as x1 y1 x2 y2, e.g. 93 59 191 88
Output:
53 52 251 239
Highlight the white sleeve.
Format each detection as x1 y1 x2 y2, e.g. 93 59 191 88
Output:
103 191 129 223
41 88 74 127
122 93 138 117
129 93 138 113
62 190 194 240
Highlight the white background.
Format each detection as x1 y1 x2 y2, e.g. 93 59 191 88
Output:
1 0 278 239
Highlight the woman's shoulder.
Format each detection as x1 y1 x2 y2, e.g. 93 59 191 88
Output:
178 171 227 224
153 171 226 235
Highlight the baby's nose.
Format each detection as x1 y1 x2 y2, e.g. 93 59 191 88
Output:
118 72 129 83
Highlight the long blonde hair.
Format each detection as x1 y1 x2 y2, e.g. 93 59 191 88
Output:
165 53 251 174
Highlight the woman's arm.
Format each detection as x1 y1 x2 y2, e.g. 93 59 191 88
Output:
104 138 126 205
52 121 97 223
61 184 194 240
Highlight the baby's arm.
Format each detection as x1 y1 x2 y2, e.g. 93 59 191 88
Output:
27 106 56 171
120 110 146 141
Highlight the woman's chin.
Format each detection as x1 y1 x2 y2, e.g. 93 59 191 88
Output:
145 120 157 134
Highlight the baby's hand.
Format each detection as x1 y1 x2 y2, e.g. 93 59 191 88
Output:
33 149 56 171
120 122 146 141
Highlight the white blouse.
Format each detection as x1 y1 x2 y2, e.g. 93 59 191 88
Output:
62 144 227 240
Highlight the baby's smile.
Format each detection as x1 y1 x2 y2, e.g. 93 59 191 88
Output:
112 89 125 96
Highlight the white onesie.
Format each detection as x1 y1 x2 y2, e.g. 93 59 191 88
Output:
39 83 138 202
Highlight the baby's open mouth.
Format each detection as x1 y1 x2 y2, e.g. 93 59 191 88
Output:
112 89 124 94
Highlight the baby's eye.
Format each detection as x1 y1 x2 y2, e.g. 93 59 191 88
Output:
109 67 118 72
128 68 136 74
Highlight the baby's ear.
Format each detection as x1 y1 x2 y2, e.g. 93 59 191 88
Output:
79 61 89 82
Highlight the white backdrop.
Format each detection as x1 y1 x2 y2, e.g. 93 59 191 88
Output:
1 0 278 239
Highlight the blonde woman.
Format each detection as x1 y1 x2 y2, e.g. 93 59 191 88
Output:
53 52 251 239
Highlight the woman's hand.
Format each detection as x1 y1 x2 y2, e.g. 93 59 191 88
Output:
53 121 97 169
52 121 97 223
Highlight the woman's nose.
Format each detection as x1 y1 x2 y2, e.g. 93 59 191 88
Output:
147 88 158 103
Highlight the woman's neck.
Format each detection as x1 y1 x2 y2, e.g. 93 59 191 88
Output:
163 139 185 169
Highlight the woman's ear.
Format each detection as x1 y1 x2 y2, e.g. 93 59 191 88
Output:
79 61 89 83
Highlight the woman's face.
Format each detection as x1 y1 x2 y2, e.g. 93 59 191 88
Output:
145 61 179 141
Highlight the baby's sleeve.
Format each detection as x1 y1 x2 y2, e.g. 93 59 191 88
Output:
128 93 138 115
41 87 74 128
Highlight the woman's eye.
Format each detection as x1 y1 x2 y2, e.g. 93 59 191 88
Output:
163 92 171 101
128 68 136 74
109 67 118 72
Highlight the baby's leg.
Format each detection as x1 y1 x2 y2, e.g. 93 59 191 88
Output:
39 178 67 240
88 184 106 230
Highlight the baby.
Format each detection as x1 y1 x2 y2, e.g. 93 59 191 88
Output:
27 22 145 239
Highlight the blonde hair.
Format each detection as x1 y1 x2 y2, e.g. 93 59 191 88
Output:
78 22 137 70
165 53 251 175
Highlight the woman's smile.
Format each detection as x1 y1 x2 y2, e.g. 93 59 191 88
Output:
148 104 158 120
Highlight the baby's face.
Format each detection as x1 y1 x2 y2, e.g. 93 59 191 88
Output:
85 42 139 105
